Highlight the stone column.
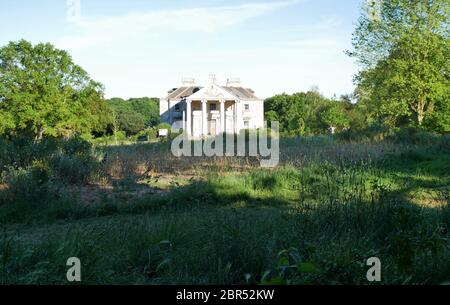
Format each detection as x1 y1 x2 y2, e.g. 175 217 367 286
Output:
234 101 237 134
168 100 172 124
186 99 192 136
202 99 208 136
220 99 225 134
235 100 241 134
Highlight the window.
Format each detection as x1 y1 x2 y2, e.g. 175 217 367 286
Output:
174 104 181 111
244 104 250 111
244 121 250 129
209 103 217 111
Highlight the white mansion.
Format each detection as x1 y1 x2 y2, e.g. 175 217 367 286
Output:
160 75 265 137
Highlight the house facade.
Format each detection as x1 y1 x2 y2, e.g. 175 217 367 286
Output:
160 75 264 137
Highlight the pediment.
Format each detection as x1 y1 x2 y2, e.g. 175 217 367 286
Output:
188 84 237 100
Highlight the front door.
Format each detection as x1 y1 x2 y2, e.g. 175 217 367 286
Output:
209 119 217 136
192 112 202 137
226 115 234 134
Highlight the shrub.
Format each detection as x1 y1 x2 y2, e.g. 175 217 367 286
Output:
0 162 50 204
133 129 158 142
118 112 146 135
94 131 128 145
60 136 92 156
48 154 99 185
0 137 13 171
337 125 391 142
0 136 100 205
386 128 441 145
157 123 172 131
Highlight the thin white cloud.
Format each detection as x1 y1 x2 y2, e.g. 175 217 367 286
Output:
58 0 299 50
54 0 357 100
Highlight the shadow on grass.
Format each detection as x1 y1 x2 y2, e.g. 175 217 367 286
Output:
1 172 449 285
1 146 450 285
369 147 450 208
1 138 449 225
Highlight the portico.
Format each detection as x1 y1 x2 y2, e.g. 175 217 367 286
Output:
185 98 239 137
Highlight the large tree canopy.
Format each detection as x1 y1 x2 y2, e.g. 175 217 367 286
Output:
320 103 351 132
349 0 450 131
0 40 110 139
107 97 160 135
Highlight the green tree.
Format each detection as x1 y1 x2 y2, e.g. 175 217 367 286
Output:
424 95 450 133
265 110 279 123
265 91 331 136
0 40 108 139
349 0 450 130
320 102 350 132
108 97 160 128
117 112 146 135
128 97 160 128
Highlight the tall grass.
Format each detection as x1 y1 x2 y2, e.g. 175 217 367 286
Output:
0 133 449 284
1 191 449 284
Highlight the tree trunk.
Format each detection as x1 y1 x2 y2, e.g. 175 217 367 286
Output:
417 111 424 126
36 126 45 141
417 98 425 126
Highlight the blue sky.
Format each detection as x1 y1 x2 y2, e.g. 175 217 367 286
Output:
0 0 363 99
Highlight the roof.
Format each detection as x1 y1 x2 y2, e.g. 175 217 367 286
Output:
167 87 203 100
165 86 258 100
221 86 258 99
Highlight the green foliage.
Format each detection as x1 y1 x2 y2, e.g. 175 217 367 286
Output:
1 163 50 203
93 131 128 146
424 96 450 133
117 112 146 136
157 123 172 130
0 40 110 139
337 125 391 142
134 129 158 141
349 0 450 131
0 136 101 205
320 102 350 131
48 154 98 185
0 135 449 284
107 97 160 136
265 92 360 136
264 92 321 136
128 97 160 128
259 248 320 285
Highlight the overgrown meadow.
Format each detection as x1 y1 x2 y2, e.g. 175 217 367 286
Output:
0 130 449 285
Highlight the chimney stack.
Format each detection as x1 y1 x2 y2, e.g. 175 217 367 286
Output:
181 77 195 86
226 77 241 87
208 74 217 84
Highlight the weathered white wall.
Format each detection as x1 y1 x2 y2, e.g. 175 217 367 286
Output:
239 100 265 130
160 99 184 125
255 100 265 128
160 99 169 123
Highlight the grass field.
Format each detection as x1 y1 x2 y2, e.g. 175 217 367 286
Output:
0 135 449 284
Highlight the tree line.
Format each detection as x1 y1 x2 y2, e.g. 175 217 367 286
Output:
0 40 162 141
0 0 448 141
